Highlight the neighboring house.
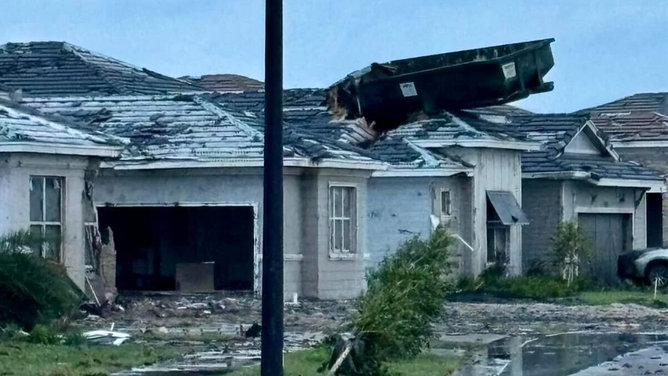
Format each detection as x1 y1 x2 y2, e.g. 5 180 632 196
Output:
0 41 203 96
0 99 124 289
181 74 264 92
578 93 668 249
513 114 665 283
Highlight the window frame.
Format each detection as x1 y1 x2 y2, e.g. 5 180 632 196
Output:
328 183 358 260
29 175 65 262
440 189 452 217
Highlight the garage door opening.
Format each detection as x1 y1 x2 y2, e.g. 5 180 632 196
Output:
647 193 663 248
98 205 256 292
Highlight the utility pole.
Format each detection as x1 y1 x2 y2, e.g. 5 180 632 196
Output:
261 0 284 375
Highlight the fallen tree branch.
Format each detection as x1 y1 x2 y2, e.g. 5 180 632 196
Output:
327 342 353 376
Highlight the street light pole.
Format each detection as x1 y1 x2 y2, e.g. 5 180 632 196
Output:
261 0 284 375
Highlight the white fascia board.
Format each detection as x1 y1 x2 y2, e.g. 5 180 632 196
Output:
0 142 123 158
521 171 590 180
103 157 384 171
372 168 473 178
611 141 668 148
411 139 541 151
590 178 666 192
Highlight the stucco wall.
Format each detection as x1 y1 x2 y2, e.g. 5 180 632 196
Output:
446 147 524 275
563 181 646 250
0 153 90 289
366 175 473 275
521 179 564 269
301 169 370 300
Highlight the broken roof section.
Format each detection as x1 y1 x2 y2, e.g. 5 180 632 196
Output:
577 93 668 144
0 98 124 157
329 38 554 130
0 42 204 97
21 94 381 170
511 113 665 189
181 74 264 92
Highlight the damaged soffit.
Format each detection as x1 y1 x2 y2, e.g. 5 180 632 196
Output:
0 41 205 97
328 38 555 130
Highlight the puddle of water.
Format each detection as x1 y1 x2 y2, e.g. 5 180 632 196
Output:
459 332 668 376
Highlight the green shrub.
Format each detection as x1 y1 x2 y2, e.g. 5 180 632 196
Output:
29 324 60 345
63 330 87 347
352 227 454 370
0 233 83 329
551 221 592 286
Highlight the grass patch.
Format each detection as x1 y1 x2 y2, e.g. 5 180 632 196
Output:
226 348 460 376
0 339 185 376
574 290 668 307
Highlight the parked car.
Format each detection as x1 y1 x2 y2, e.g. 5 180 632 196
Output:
618 249 668 287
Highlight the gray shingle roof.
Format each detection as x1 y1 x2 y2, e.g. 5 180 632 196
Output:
0 98 124 154
20 94 377 167
577 92 668 143
0 42 203 97
512 114 664 182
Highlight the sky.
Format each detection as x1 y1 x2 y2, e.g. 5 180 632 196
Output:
0 0 666 113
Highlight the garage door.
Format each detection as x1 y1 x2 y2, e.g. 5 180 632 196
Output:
578 214 631 284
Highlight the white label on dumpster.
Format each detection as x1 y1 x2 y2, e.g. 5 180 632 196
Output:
502 62 517 79
399 82 418 97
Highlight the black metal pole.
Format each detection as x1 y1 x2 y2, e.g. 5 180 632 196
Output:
262 0 283 375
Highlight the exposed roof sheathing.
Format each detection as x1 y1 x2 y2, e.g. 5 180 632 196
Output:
0 42 204 97
181 74 264 92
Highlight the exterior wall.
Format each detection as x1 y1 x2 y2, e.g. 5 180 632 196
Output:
446 147 524 275
94 167 305 299
521 179 564 270
366 175 473 275
301 169 370 300
0 153 90 290
615 147 668 246
563 181 646 250
95 166 371 300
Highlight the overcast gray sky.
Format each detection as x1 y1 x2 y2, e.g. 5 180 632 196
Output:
0 0 666 113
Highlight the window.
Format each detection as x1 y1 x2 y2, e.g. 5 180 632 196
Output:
440 190 452 216
329 186 356 255
29 176 64 261
487 225 509 264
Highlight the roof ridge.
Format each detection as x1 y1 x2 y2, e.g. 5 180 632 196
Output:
193 96 264 140
64 42 130 95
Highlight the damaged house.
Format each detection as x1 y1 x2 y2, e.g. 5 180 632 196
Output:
513 114 665 282
577 93 668 249
2 38 663 298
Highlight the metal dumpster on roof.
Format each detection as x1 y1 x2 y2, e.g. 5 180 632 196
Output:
329 38 555 130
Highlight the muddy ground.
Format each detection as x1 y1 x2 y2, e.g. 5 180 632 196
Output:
76 293 668 375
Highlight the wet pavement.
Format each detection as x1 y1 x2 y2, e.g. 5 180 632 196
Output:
459 332 668 376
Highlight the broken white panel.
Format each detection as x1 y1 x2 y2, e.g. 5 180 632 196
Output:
399 82 418 97
502 62 517 79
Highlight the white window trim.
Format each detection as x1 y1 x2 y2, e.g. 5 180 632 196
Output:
29 176 65 262
328 182 359 260
439 189 453 219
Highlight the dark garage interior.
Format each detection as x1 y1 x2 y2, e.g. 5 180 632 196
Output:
98 205 255 291
647 193 663 248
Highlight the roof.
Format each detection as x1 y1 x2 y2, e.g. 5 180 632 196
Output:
0 99 124 157
385 111 537 150
212 89 473 175
181 74 264 92
20 94 378 169
0 42 203 97
511 113 665 186
577 93 668 144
